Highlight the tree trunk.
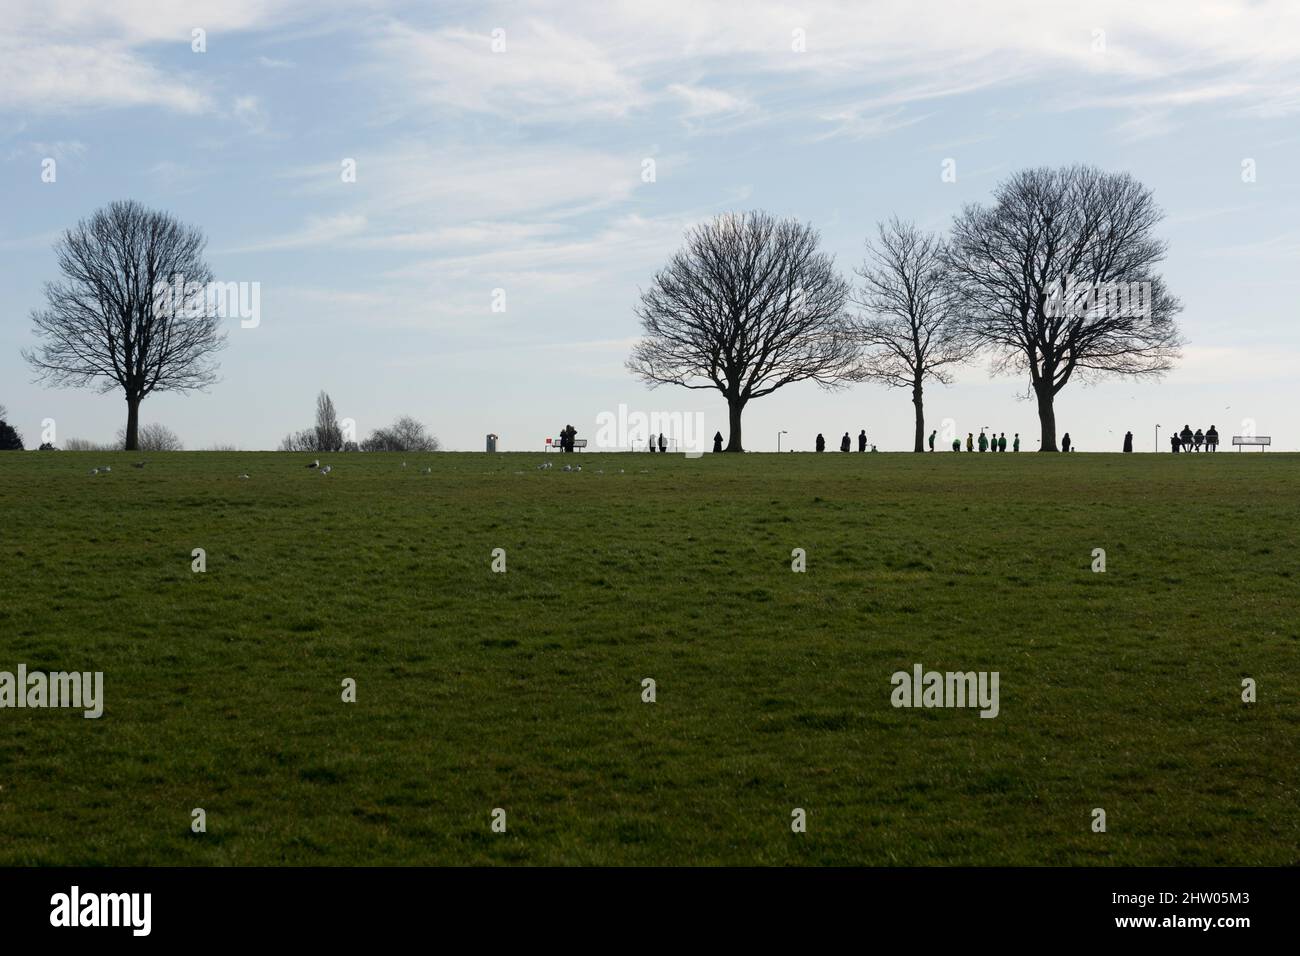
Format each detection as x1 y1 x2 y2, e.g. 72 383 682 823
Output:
911 381 925 452
124 395 141 451
1035 385 1057 452
725 398 745 452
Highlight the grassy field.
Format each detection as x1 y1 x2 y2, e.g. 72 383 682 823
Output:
0 449 1296 866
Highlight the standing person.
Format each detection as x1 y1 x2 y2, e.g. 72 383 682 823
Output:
1061 432 1072 453
978 430 988 453
840 432 851 453
1123 431 1134 453
658 432 668 454
1206 424 1219 451
1170 433 1181 453
966 433 974 452
815 433 826 453
1012 433 1020 452
713 431 724 453
648 433 655 453
858 429 867 452
998 432 1007 453
928 429 937 452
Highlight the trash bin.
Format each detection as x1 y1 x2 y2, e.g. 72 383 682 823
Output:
486 433 498 453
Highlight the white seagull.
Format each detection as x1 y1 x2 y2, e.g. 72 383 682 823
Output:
320 465 332 475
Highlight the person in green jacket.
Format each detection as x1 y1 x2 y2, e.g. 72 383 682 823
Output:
952 437 961 452
1012 433 1020 452
978 431 988 453
928 429 936 452
998 432 1007 452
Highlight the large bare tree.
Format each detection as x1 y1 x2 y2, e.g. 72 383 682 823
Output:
24 200 226 451
947 166 1182 451
627 211 855 452
850 218 974 452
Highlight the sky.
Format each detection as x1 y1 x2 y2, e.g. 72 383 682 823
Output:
2 0 1299 452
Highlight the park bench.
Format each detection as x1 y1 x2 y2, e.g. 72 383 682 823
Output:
1232 436 1271 451
546 438 587 452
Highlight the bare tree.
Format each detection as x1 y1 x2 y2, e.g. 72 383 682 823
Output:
360 415 440 452
314 391 343 452
627 211 856 452
23 201 226 451
849 218 975 451
947 166 1183 451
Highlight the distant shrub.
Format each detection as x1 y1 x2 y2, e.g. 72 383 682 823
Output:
0 421 23 451
115 423 183 452
361 416 440 452
38 442 58 451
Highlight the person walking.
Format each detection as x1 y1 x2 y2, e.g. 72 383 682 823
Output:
1013 433 1020 452
858 429 867 452
928 429 937 452
713 431 724 453
815 433 826 452
1123 431 1134 453
966 432 974 452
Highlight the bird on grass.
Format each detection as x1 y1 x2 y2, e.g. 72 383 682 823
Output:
320 465 332 476
238 473 250 480
132 461 146 469
88 468 99 476
307 459 320 469
100 466 111 473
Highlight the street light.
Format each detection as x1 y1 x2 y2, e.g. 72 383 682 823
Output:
1155 424 1160 453
777 430 788 453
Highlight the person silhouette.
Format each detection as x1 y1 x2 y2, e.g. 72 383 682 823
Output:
966 433 974 452
713 431 723 453
1061 432 1072 453
1180 424 1193 451
658 432 667 454
840 432 851 453
978 430 988 453
928 429 937 452
998 432 1007 452
1206 424 1219 451
815 433 826 453
1123 431 1133 453
1013 433 1020 452
951 437 961 452
858 429 867 452
1193 428 1205 452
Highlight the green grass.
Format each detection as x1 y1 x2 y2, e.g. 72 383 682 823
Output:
1 449 1296 865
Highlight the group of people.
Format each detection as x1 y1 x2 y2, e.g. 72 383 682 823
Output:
1170 424 1219 453
813 430 873 452
556 424 579 452
942 429 1023 453
647 432 668 453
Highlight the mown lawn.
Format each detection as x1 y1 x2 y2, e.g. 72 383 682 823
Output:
0 449 1296 865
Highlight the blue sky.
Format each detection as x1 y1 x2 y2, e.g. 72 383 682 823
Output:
3 0 1299 451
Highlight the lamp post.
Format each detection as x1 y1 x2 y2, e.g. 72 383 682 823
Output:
1155 424 1160 453
777 430 788 453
